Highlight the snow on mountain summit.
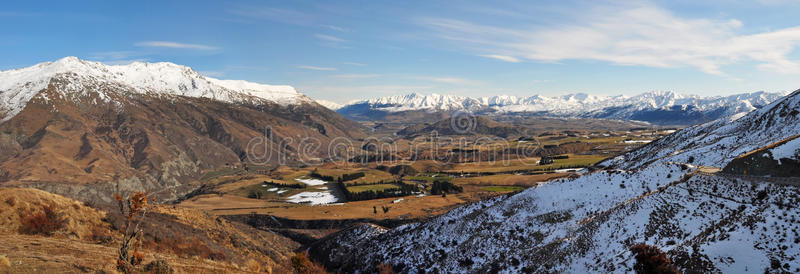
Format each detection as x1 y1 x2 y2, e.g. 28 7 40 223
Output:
0 56 307 122
339 91 788 125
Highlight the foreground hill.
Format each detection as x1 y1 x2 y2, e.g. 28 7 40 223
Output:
0 57 365 204
312 90 800 272
0 187 301 273
337 91 786 126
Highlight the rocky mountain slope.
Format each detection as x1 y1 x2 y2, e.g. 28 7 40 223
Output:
0 57 365 204
338 91 787 126
312 90 800 273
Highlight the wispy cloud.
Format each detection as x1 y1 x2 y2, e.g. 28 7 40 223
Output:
480 54 521 63
419 2 800 75
228 7 313 25
297 65 337 71
343 62 366 66
421 76 481 85
332 74 379 79
314 34 346 42
135 41 218 50
321 24 349 32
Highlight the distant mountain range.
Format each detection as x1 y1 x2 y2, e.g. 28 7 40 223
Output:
330 91 788 125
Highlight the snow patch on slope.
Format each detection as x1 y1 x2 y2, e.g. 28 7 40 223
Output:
769 137 800 162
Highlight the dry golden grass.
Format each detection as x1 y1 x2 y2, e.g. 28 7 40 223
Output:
0 254 10 269
0 234 266 273
151 205 299 272
0 187 111 240
0 188 300 273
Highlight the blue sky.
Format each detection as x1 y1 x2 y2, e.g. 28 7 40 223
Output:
3 0 800 103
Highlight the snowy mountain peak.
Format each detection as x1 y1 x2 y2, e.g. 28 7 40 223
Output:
0 57 308 122
315 99 343 110
338 91 789 125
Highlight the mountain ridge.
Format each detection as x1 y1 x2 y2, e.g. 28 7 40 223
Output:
337 91 788 125
0 57 311 122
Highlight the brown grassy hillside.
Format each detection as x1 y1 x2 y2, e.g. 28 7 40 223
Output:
0 187 304 273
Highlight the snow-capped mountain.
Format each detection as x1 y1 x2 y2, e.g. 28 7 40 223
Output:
604 89 800 169
312 90 800 273
338 91 787 125
0 56 311 122
315 99 344 110
0 57 364 204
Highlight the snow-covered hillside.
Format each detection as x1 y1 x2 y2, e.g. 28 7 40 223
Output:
604 89 800 169
338 91 787 125
315 162 800 272
0 57 311 122
314 90 800 273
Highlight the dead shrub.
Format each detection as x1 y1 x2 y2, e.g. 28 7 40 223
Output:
19 204 64 236
5 197 15 206
630 243 680 274
245 259 262 272
0 255 10 268
377 263 396 274
143 259 174 274
91 226 113 244
291 251 326 274
132 251 145 266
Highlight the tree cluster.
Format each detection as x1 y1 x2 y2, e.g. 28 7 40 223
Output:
337 181 419 201
430 180 463 195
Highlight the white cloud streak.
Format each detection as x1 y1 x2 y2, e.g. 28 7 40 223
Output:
314 34 346 42
332 74 379 79
421 76 481 85
297 65 338 71
420 2 800 75
480 54 521 63
228 7 313 26
135 41 218 50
